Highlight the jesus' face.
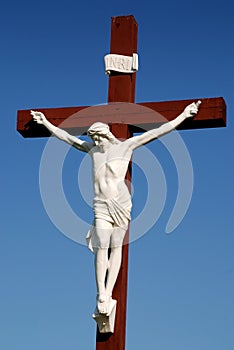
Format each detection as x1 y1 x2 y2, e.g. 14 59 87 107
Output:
91 133 109 147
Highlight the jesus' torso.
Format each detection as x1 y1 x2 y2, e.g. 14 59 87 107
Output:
89 140 133 200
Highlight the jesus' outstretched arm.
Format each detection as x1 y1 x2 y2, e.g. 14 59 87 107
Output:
30 110 93 152
126 101 201 150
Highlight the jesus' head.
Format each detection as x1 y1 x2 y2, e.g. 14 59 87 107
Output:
87 122 118 146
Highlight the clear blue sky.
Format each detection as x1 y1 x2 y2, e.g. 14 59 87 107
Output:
1 0 234 349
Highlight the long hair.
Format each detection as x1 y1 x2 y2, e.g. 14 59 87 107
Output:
105 130 119 145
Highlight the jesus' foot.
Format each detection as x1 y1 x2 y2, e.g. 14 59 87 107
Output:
97 295 116 316
97 294 110 314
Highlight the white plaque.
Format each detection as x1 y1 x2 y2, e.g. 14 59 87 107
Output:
104 53 138 74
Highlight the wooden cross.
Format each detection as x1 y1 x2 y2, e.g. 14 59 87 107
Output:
17 15 226 350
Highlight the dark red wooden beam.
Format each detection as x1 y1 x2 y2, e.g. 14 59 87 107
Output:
108 15 138 103
140 97 226 130
96 15 138 350
17 97 226 138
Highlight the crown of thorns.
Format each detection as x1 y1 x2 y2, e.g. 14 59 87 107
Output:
87 122 110 136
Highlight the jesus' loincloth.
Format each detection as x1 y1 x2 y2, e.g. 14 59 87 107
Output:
86 191 132 252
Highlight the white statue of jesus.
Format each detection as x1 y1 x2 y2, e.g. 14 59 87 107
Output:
31 101 200 317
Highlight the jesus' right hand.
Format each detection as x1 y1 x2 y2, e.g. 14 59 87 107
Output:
30 110 46 124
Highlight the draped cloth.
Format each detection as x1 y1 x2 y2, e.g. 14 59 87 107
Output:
86 191 132 253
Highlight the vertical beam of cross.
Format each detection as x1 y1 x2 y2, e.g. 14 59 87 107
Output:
96 15 138 350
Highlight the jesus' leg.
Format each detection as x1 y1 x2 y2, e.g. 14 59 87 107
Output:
105 246 122 298
105 226 127 299
94 219 113 314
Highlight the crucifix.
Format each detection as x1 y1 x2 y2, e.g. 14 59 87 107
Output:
17 15 226 350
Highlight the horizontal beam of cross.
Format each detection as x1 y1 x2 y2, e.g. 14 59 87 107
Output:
17 97 226 138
